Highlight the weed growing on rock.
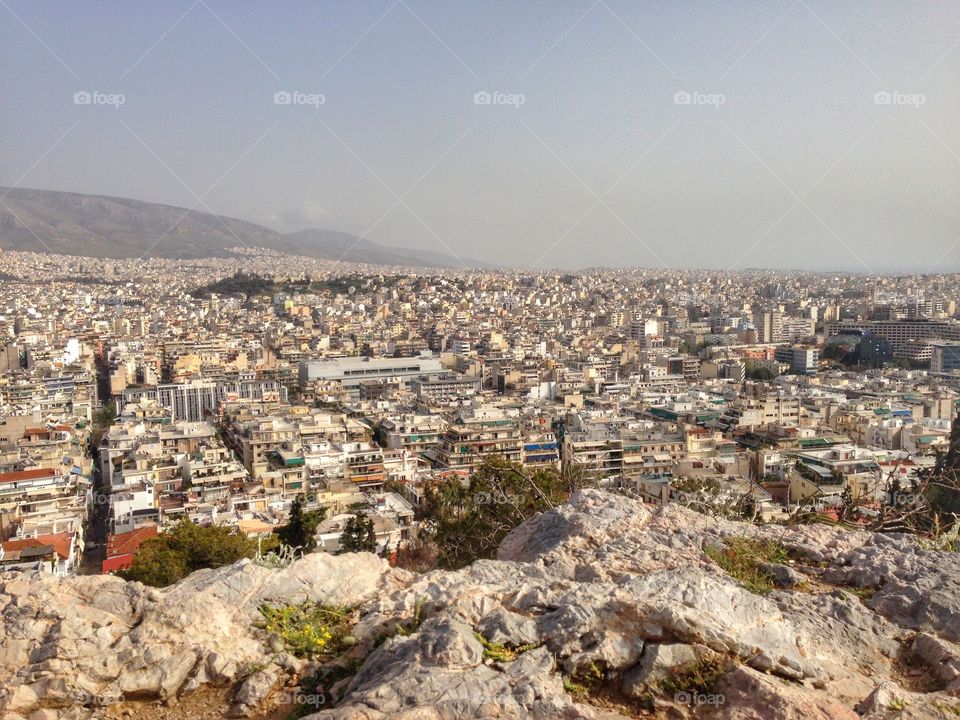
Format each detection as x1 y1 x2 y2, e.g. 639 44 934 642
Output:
562 661 606 702
374 596 430 648
656 655 730 700
705 537 790 594
475 633 541 662
257 602 353 658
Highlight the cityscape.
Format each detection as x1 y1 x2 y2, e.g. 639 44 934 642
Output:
2 2 960 719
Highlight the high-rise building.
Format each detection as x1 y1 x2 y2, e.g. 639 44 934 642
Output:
931 343 960 375
755 310 783 344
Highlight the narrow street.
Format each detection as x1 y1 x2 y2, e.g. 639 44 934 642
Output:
79 349 113 575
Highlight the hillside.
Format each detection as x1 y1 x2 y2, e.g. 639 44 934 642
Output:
0 187 484 268
2 490 959 719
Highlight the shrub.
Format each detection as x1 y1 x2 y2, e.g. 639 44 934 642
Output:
118 518 256 587
258 602 352 658
704 537 790 594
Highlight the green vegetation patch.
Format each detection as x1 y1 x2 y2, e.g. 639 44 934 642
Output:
258 602 354 658
655 655 731 700
562 661 607 702
118 519 256 587
475 633 541 663
705 537 790 594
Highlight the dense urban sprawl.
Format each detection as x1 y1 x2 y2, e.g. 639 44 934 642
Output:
2 247 960 576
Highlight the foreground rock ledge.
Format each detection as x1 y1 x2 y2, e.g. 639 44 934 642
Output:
2 490 960 719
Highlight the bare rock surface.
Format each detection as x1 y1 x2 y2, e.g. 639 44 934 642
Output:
3 490 960 719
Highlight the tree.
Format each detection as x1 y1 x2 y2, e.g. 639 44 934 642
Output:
116 540 188 587
339 513 377 553
275 494 326 553
118 519 256 587
421 457 586 570
95 401 117 427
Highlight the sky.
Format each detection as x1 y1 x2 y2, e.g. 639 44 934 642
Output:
1 1 958 272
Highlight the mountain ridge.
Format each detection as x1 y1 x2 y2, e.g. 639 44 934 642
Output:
0 187 488 268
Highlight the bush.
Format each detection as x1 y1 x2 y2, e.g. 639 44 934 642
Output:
258 602 352 658
704 537 790 594
118 519 257 587
421 457 588 570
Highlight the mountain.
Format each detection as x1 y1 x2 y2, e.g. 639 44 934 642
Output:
0 187 487 268
286 228 490 269
2 490 959 718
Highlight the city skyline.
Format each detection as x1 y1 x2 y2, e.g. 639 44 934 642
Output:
2 1 959 272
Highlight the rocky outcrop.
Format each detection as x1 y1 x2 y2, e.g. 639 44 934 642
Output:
3 490 960 719
0 552 402 719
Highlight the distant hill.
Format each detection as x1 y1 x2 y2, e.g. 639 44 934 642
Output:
0 187 486 268
285 229 488 268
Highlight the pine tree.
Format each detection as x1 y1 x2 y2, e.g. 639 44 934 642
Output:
276 494 326 553
339 513 377 553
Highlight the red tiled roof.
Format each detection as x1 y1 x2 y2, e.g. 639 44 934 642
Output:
105 525 158 559
101 554 135 573
1 532 72 560
0 468 59 483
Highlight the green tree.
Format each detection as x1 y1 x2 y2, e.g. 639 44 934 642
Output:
118 519 256 587
339 513 377 553
275 494 326 553
95 401 117 428
422 456 586 570
116 539 188 587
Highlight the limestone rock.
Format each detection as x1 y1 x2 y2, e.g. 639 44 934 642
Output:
3 490 960 720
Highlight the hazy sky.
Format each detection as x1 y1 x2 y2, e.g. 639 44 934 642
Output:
2 1 958 272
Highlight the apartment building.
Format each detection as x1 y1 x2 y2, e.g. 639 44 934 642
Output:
225 416 298 471
409 373 481 404
434 407 523 472
931 342 960 375
342 442 386 489
561 423 685 481
379 413 446 456
774 347 819 375
721 394 802 429
0 467 88 539
755 310 783 344
298 353 443 397
521 430 561 469
828 319 960 360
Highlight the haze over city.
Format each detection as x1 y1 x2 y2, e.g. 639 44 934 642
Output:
7 4 960 719
2 0 959 271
